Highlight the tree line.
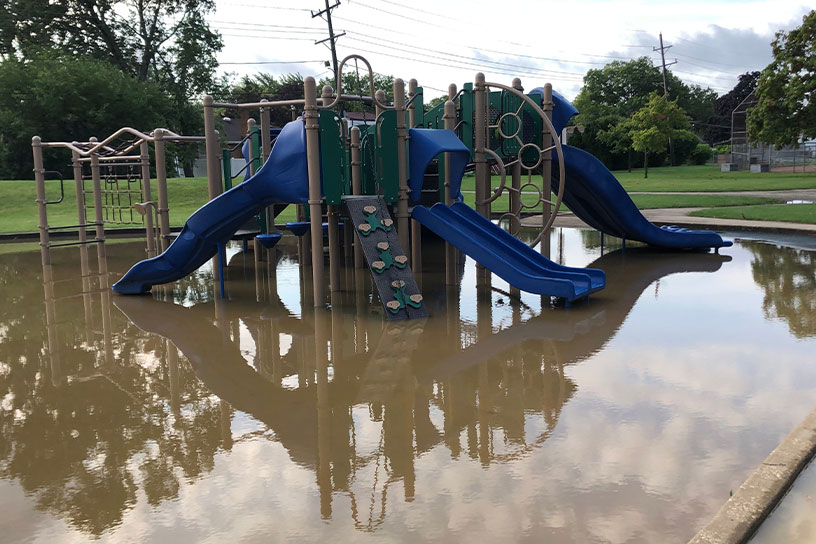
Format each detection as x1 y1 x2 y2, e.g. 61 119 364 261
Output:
0 2 812 179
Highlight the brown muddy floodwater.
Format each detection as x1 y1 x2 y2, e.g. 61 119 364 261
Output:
1 228 815 543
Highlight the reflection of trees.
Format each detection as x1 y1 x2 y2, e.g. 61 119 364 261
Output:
747 241 816 338
0 248 230 537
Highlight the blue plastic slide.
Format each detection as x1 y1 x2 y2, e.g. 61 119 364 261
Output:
413 202 605 301
542 91 731 250
113 120 309 294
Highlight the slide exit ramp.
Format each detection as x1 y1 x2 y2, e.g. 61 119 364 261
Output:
113 120 309 295
543 90 731 250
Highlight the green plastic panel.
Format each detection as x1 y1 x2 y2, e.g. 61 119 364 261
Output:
375 109 400 205
319 109 350 205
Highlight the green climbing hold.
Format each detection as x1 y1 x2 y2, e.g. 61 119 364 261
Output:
386 280 423 314
370 242 407 274
357 205 394 237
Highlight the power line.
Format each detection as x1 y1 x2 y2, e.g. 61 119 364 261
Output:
220 60 325 65
343 34 586 80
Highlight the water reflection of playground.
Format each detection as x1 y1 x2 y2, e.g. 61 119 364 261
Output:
114 244 731 527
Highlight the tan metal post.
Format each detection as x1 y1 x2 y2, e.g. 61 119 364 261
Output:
305 77 325 307
474 73 489 284
247 118 258 177
408 79 418 128
260 99 272 162
350 127 364 268
540 84 553 257
139 141 156 257
32 137 50 266
394 79 410 254
71 149 87 246
443 100 458 286
154 129 171 251
323 85 341 292
510 79 523 228
89 138 106 263
203 95 222 201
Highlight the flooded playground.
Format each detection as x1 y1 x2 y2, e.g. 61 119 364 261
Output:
1 227 815 543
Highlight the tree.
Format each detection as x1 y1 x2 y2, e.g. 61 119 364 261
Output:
0 0 222 175
571 57 716 169
0 55 173 179
318 70 395 113
703 71 759 145
214 73 306 128
747 10 816 146
627 92 695 178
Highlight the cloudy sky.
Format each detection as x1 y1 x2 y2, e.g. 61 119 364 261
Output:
209 0 811 100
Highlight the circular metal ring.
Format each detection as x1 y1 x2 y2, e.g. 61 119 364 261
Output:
518 181 543 209
518 142 544 170
497 112 522 140
498 212 522 235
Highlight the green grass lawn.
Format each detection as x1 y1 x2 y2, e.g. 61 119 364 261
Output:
1 163 814 235
690 203 816 225
0 177 296 234
460 165 816 193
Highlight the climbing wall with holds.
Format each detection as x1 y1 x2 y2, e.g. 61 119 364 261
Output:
345 196 427 320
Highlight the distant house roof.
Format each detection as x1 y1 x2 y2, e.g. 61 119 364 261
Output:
344 111 376 121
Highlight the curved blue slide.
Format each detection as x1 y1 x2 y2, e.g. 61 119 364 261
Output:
113 120 309 295
413 202 605 301
545 91 731 250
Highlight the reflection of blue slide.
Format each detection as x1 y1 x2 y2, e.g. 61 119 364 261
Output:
544 91 731 249
413 202 606 301
113 120 309 295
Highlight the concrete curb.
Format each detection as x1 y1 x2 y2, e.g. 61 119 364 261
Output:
688 407 816 544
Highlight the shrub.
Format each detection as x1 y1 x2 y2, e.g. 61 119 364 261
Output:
689 144 713 165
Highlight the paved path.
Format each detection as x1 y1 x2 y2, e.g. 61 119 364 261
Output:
518 187 816 234
628 188 816 201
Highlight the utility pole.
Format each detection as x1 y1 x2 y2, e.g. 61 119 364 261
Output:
312 1 344 94
653 32 678 164
653 33 677 97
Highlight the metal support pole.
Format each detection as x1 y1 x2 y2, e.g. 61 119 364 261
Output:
89 138 107 263
394 78 410 254
71 150 87 246
474 73 489 285
408 79 418 128
203 95 222 201
32 137 50 266
540 84 553 258
247 118 258 177
139 141 156 257
305 77 326 307
443 100 457 286
260 99 272 162
408 78 422 275
154 129 171 251
350 127 364 269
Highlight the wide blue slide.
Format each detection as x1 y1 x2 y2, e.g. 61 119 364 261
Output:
413 202 606 301
113 120 309 294
543 90 732 250
409 127 605 301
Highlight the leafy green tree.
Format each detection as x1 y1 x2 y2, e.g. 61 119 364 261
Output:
571 57 716 169
215 73 306 128
747 10 816 146
627 92 695 177
0 0 222 176
0 55 173 179
318 71 395 113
